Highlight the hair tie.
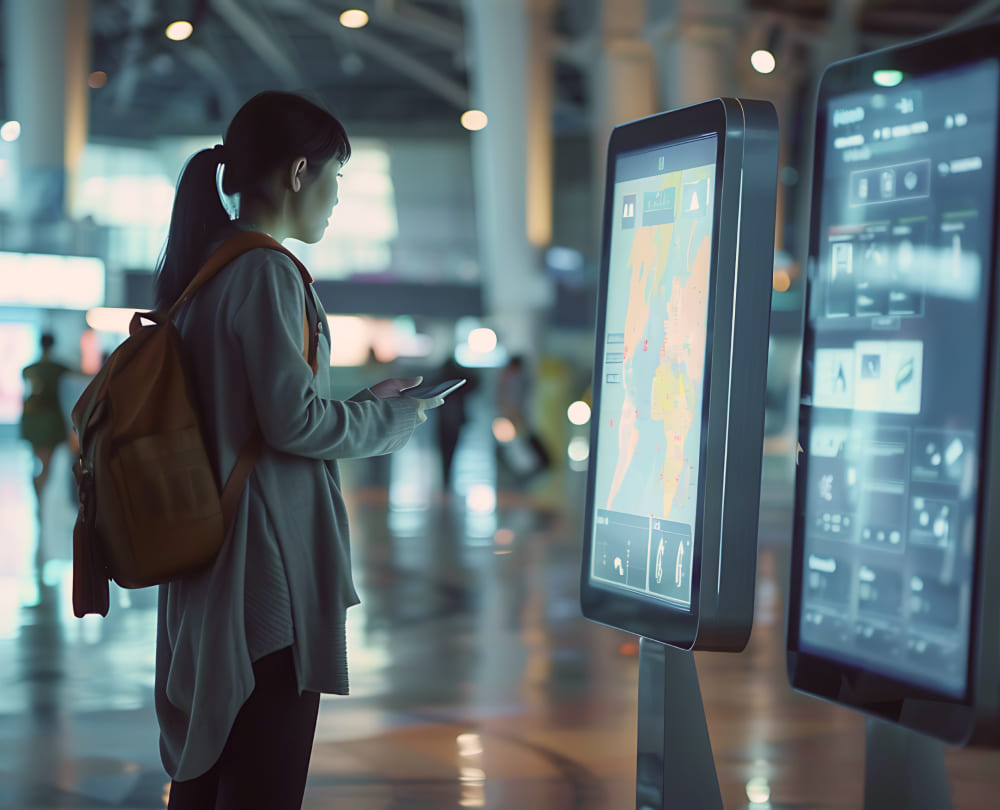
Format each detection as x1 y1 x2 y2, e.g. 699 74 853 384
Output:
212 143 226 162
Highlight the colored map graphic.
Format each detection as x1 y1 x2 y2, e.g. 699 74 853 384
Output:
596 166 714 529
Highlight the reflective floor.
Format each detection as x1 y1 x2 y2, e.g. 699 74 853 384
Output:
1 412 999 809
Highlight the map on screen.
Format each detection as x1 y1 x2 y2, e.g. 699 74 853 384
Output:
590 136 717 610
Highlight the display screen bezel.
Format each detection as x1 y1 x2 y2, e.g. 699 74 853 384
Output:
787 27 1000 728
580 102 730 646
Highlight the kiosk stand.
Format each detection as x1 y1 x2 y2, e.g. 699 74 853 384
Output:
577 97 779 810
635 648 955 810
636 639 723 810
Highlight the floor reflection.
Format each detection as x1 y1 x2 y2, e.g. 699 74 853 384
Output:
0 423 998 809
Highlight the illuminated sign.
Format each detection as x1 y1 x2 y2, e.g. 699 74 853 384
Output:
0 252 105 309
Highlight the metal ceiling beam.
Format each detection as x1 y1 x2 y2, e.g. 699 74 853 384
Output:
346 29 469 109
111 0 154 113
210 0 303 87
372 0 464 50
175 45 241 121
286 1 469 109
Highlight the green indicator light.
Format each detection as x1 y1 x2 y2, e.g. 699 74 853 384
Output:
873 69 904 87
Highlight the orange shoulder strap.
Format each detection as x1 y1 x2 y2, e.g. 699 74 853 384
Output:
171 231 317 529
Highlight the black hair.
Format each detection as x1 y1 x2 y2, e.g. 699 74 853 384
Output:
153 91 351 310
40 333 55 351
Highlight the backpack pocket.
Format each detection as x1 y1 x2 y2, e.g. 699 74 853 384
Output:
106 427 224 586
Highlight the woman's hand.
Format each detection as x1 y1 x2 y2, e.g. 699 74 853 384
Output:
413 397 444 424
369 376 444 424
369 376 423 398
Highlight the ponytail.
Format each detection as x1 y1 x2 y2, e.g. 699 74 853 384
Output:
152 148 231 310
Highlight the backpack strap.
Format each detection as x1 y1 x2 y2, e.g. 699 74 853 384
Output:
166 230 314 320
166 230 319 530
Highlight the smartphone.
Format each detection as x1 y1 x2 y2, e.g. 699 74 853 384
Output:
403 378 467 399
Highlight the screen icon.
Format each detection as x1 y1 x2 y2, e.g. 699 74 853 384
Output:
682 177 709 218
622 194 636 229
881 169 896 200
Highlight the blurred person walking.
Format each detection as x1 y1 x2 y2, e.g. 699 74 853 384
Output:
20 332 71 508
436 356 476 488
495 354 550 483
151 91 443 810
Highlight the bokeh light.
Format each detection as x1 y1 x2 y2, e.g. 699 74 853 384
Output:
0 121 21 142
751 49 776 74
461 110 489 131
467 327 497 353
494 529 514 547
567 400 591 425
466 484 496 514
492 417 516 443
340 9 369 28
165 21 193 41
746 776 771 804
567 437 590 463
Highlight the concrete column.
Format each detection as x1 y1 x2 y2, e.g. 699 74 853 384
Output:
463 0 554 356
651 0 741 111
525 0 556 249
588 0 657 247
3 0 90 223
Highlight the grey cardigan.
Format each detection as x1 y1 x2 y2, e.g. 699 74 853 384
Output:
154 240 419 780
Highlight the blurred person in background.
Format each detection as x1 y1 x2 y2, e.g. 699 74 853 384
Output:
496 354 550 483
436 356 477 489
151 90 443 810
497 353 530 432
20 332 71 509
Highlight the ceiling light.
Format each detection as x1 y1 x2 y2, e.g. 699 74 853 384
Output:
339 9 369 28
1 121 21 142
461 110 488 131
750 49 776 74
165 20 193 41
88 71 107 89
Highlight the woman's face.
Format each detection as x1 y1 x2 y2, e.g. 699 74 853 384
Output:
289 158 342 243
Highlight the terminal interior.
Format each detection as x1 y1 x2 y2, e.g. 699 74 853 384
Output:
2 1 1000 808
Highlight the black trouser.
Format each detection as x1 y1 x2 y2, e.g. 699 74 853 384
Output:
167 647 320 810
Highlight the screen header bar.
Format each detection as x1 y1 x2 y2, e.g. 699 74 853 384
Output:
615 135 718 184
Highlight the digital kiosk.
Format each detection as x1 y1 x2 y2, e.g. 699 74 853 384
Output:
580 98 780 809
788 20 1000 809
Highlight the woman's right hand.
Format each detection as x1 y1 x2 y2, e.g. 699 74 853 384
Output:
368 376 444 423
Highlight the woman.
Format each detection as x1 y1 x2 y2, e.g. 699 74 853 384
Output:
152 91 442 809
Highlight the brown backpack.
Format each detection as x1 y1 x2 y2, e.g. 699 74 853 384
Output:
71 230 318 618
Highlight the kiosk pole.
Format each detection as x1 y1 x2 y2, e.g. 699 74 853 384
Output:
864 718 951 810
636 637 723 810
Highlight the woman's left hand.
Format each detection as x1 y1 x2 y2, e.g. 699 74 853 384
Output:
369 376 423 399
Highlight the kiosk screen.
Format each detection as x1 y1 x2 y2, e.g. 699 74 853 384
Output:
588 134 717 611
797 58 999 697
